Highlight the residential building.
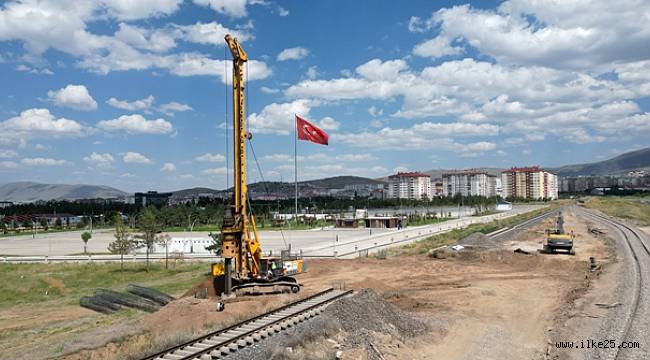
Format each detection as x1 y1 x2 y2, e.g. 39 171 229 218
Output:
501 166 558 200
387 172 431 200
442 170 497 197
0 201 13 209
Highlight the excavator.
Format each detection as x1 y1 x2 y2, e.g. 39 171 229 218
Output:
542 211 575 255
211 34 304 297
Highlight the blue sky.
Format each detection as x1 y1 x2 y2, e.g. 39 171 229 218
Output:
1 0 649 192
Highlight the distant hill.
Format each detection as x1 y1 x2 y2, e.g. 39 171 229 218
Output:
553 147 650 176
301 175 385 188
171 176 386 198
0 182 128 203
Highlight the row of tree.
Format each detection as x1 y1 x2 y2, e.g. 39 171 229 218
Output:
107 208 166 271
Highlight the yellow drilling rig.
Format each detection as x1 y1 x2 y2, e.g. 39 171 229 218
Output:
211 34 304 296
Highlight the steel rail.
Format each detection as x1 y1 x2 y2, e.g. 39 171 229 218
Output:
578 209 649 360
140 287 351 360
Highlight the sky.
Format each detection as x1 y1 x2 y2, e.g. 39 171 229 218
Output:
0 0 649 192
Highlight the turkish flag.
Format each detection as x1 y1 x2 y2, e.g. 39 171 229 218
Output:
296 115 329 145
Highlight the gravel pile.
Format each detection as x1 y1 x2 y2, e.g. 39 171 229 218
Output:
457 232 496 248
323 288 428 343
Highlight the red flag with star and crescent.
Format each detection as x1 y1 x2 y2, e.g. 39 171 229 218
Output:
296 115 329 145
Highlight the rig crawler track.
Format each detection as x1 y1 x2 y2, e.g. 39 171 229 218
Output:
141 288 352 360
579 208 650 360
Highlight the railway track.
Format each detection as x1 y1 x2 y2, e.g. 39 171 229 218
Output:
141 288 352 360
578 208 649 360
487 208 560 240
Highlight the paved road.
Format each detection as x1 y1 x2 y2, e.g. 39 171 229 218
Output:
0 205 543 257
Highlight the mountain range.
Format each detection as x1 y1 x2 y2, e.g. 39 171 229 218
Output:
1 147 648 202
551 147 650 177
0 182 128 203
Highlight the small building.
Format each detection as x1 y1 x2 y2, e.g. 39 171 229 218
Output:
365 216 403 229
335 218 359 228
0 201 13 209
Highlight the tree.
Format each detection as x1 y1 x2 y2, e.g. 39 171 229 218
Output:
54 218 63 230
206 232 222 256
81 231 92 254
1 222 6 234
135 207 161 272
108 215 136 271
40 218 48 231
157 233 171 269
22 219 33 228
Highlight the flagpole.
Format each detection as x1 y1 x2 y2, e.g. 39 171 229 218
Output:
294 115 298 225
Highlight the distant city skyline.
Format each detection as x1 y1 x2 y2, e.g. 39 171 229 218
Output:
1 0 649 192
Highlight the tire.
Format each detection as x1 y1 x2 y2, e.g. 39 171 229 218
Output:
290 285 300 294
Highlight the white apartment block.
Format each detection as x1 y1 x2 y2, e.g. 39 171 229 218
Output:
387 172 432 200
501 166 559 200
442 171 497 197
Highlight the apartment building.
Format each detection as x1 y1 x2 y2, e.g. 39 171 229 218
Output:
442 170 497 197
387 172 432 200
501 166 558 200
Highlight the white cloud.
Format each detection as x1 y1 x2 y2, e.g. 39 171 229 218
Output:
278 7 289 16
195 153 225 162
47 84 97 111
202 167 227 175
263 154 298 162
0 149 17 158
98 114 174 135
336 154 375 161
83 152 114 168
160 162 176 172
260 86 280 94
101 0 183 20
368 106 383 117
174 21 251 46
318 117 340 131
0 108 87 145
21 157 71 166
413 2 650 70
120 172 136 178
248 99 317 135
123 151 152 164
107 95 155 111
277 47 309 61
114 23 176 53
413 35 463 58
157 53 272 83
337 122 499 150
0 160 18 170
193 0 250 18
159 101 193 115
305 66 319 80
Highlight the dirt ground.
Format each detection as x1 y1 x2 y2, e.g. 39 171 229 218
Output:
2 208 615 360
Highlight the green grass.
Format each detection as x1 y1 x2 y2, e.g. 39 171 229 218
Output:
0 261 210 308
389 205 559 256
585 196 650 226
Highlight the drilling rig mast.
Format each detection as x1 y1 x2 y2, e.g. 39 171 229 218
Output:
214 34 302 296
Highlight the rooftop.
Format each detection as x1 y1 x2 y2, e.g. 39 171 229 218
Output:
389 171 431 178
